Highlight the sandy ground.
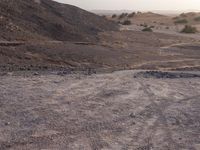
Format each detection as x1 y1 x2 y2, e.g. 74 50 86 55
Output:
0 70 200 150
120 24 200 40
114 12 200 40
1 30 200 72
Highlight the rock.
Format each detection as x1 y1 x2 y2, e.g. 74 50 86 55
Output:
0 72 8 76
57 70 71 76
132 122 136 125
53 81 60 84
7 72 13 76
5 122 10 126
129 113 136 118
33 72 39 76
135 71 200 79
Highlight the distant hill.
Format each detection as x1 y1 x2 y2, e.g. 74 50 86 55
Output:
0 0 118 41
173 12 200 25
91 10 133 15
108 11 171 26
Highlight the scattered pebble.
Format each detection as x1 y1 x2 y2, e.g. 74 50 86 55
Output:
134 71 200 79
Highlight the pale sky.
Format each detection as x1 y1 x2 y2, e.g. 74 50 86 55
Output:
55 0 200 11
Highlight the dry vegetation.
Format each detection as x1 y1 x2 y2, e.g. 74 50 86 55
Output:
181 25 198 33
109 11 200 34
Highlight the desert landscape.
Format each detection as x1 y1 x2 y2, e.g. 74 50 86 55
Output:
0 0 200 149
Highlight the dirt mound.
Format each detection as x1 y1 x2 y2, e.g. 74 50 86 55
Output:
0 0 118 41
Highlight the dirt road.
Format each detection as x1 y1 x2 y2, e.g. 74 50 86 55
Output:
0 70 200 150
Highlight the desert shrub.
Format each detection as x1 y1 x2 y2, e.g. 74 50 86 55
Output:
180 13 187 17
150 25 155 28
140 23 148 27
112 14 117 18
143 24 148 27
142 27 153 32
119 13 128 19
181 25 198 33
166 26 169 29
194 16 200 22
122 20 131 25
128 12 135 18
174 19 188 24
173 17 179 20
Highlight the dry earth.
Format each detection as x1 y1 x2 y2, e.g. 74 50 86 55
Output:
1 30 200 72
1 2 200 150
0 70 200 150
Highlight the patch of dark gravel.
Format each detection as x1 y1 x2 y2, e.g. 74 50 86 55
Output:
134 71 200 79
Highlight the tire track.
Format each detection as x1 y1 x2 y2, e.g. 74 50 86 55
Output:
134 80 188 149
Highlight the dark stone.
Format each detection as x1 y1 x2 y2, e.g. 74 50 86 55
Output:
33 72 39 76
129 113 136 118
134 71 200 79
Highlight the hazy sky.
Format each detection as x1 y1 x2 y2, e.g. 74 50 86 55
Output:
55 0 200 11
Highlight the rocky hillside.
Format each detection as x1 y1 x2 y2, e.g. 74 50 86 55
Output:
0 0 118 41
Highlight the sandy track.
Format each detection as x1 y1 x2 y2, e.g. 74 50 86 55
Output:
0 70 200 150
